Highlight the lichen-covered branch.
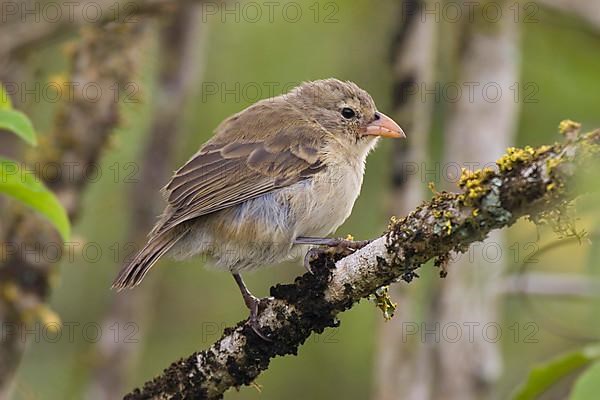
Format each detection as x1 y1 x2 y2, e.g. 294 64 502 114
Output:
126 125 600 400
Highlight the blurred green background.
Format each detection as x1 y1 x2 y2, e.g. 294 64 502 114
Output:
7 1 600 399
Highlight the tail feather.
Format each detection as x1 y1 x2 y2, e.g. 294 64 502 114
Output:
112 229 189 290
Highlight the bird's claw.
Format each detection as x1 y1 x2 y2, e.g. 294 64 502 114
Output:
302 238 371 274
246 296 272 342
303 247 322 274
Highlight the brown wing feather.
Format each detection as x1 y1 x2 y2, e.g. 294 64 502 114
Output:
154 100 327 234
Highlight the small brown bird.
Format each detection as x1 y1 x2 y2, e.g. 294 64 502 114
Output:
113 78 404 338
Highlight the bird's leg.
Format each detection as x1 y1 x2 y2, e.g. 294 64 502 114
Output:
232 273 271 341
296 237 372 274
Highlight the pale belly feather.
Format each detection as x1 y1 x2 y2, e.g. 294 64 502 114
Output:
170 161 366 273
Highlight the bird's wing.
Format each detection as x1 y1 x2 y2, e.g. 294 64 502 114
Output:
156 119 326 234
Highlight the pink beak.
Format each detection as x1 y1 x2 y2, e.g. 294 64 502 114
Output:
364 112 406 139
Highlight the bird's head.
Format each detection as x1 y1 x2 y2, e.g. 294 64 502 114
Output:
287 78 405 147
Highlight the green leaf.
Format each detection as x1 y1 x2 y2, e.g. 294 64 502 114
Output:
0 158 71 241
0 109 37 146
0 84 12 109
512 345 600 400
570 361 600 400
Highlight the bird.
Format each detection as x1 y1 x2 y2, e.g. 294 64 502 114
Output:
112 78 405 339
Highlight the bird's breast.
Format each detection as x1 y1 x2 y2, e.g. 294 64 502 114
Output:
282 160 365 238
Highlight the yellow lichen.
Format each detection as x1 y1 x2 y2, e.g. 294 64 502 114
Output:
369 286 396 321
544 154 567 193
36 305 62 332
428 181 439 195
250 382 263 393
546 157 562 171
443 219 453 235
1 282 19 302
496 146 536 172
536 144 554 155
388 215 399 231
458 167 494 205
558 119 581 136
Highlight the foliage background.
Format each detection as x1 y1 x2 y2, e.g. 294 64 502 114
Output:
5 1 600 399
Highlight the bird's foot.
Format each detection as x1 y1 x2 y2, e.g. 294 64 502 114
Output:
244 295 272 342
299 237 372 274
303 247 321 274
232 273 272 341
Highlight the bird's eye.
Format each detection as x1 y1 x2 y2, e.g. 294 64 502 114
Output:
341 107 356 119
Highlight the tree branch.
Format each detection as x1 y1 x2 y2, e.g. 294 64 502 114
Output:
125 126 600 399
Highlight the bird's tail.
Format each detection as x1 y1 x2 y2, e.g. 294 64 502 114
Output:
112 229 189 290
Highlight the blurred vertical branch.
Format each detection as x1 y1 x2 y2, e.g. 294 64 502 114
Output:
375 1 521 399
374 0 438 399
0 21 149 397
435 2 520 397
84 5 208 399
